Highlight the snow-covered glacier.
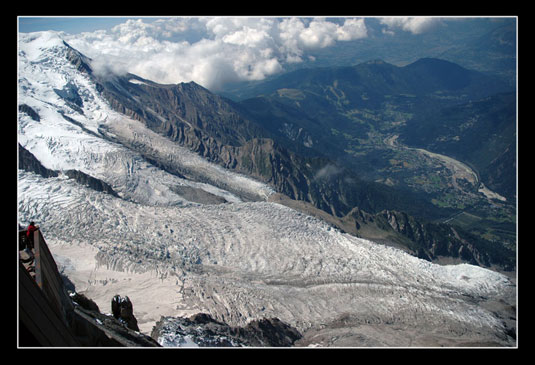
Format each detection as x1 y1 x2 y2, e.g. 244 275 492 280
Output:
17 31 516 347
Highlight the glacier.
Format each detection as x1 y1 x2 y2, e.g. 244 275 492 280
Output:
17 31 516 347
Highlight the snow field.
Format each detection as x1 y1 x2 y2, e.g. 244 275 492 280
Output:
18 170 514 340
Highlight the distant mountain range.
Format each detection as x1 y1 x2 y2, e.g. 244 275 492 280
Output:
225 17 515 91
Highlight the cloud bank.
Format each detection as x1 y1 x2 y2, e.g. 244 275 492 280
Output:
64 17 368 90
379 17 442 35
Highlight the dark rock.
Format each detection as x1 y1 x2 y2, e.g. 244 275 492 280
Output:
71 292 100 312
53 81 84 110
169 185 227 205
111 295 140 332
189 312 221 325
64 169 119 197
19 104 40 121
63 40 93 74
151 313 302 347
18 143 58 178
242 317 302 347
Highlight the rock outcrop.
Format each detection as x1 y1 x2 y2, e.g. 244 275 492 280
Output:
68 292 158 346
18 144 58 179
111 295 139 332
151 313 302 347
18 144 119 197
374 210 515 270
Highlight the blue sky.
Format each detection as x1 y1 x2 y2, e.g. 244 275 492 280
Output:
18 17 149 34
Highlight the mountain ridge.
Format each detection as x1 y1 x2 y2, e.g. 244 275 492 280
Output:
91 62 441 216
222 57 510 102
29 35 514 271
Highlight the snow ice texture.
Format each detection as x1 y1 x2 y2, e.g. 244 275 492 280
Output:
18 31 516 347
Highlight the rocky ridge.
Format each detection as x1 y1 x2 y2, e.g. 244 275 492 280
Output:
152 313 302 347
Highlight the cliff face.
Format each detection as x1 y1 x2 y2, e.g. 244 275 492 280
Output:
18 143 58 179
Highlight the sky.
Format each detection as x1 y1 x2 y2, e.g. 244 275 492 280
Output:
17 16 512 91
19 17 135 33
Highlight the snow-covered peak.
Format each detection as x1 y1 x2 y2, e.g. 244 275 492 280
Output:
18 31 67 61
18 29 273 206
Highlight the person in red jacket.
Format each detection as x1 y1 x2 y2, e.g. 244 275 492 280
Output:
26 222 38 251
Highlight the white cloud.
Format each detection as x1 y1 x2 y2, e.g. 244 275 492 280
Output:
63 17 369 91
314 164 343 181
337 18 368 41
298 18 367 48
379 17 441 35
